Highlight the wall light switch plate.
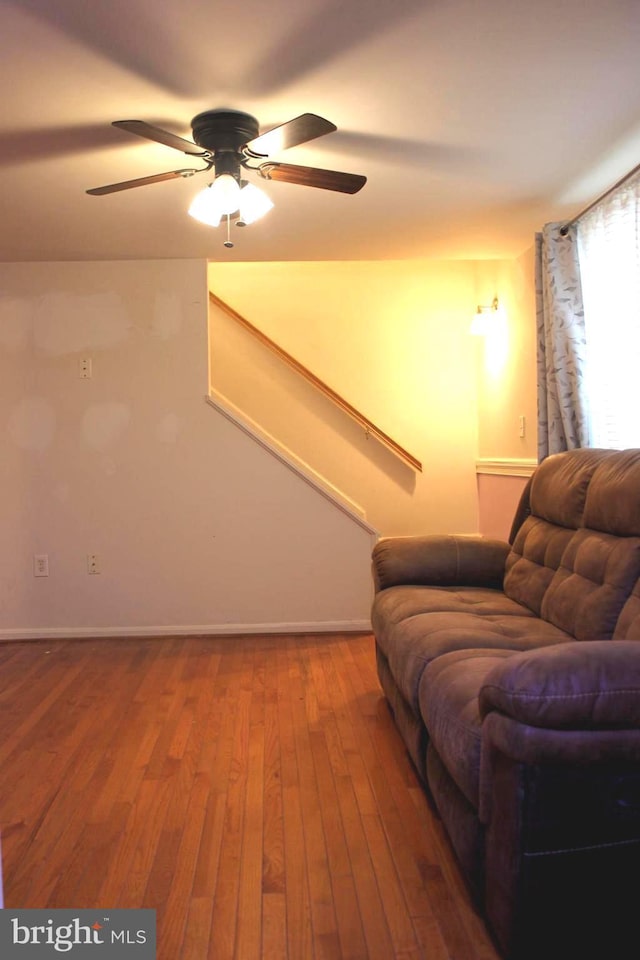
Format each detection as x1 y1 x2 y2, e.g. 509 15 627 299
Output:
79 358 92 379
34 554 49 577
519 414 526 438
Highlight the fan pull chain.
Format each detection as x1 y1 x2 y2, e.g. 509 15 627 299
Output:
223 214 234 249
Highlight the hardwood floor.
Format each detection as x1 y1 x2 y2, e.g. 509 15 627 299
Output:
0 633 500 959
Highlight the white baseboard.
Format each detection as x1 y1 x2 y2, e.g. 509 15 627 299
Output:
0 620 373 642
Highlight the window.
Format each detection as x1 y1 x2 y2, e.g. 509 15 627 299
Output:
577 172 640 448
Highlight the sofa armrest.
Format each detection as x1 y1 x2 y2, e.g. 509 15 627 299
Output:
479 641 640 729
478 645 640 960
371 534 509 593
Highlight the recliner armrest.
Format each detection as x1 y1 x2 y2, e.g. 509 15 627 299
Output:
372 534 509 593
479 641 640 729
478 642 640 830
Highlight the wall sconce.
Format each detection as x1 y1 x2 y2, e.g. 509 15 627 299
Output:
470 297 501 335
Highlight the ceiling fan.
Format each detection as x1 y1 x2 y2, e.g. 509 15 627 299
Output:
87 109 366 244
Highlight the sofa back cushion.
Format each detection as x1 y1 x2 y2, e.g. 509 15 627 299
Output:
583 449 640 537
503 448 612 615
503 518 575 616
529 448 615 526
586 451 640 641
614 583 640 641
541 529 640 640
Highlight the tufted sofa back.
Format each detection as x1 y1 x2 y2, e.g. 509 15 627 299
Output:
504 448 640 641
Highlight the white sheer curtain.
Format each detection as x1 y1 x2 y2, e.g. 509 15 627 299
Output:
577 170 640 448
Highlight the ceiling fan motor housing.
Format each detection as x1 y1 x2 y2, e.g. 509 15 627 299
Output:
191 110 259 153
191 110 260 181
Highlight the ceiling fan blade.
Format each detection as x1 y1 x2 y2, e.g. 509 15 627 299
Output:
244 114 336 157
258 162 366 194
86 168 202 195
113 120 208 157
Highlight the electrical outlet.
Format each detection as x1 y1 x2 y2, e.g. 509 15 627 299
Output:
34 554 49 577
79 358 92 379
87 554 100 575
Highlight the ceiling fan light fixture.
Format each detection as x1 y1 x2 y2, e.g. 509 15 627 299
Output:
211 172 241 214
238 182 274 225
188 172 242 226
187 184 223 227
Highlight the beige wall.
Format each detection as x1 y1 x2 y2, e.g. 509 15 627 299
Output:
0 260 375 637
474 248 538 460
0 251 542 637
209 260 481 537
474 247 538 539
476 473 528 541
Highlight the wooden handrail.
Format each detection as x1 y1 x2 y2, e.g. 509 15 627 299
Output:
209 291 422 472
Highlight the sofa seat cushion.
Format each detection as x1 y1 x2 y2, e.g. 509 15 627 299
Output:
419 649 516 808
372 584 532 631
373 585 571 710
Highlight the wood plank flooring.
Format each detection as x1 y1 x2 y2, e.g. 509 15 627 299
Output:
0 633 500 959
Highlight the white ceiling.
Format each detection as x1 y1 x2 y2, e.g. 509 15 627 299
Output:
2 0 640 263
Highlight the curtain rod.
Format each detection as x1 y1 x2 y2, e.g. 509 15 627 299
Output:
559 159 640 236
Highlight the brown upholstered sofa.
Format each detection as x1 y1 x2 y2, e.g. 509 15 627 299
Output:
371 448 640 959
